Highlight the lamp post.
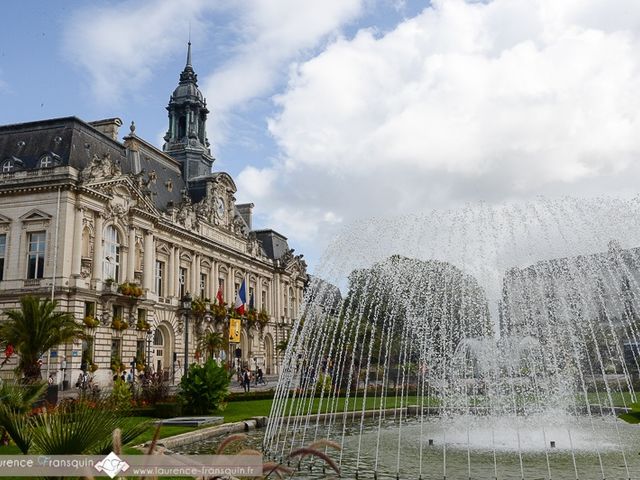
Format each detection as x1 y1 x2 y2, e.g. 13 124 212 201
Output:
181 292 192 378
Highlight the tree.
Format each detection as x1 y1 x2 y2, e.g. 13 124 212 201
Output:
0 296 83 381
200 331 225 360
276 339 288 354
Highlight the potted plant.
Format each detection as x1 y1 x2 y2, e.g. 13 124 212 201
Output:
83 315 100 328
136 318 151 331
89 361 99 373
118 282 143 298
257 308 270 333
104 278 117 292
111 316 128 331
212 302 227 324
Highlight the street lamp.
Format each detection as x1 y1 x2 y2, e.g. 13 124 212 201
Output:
181 292 192 377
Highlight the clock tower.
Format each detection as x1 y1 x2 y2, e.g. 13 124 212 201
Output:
163 42 214 181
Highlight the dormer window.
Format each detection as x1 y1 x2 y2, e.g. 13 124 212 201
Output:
2 157 24 173
39 154 53 168
2 159 15 172
38 153 60 168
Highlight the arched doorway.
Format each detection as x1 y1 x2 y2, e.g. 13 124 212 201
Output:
152 323 174 381
264 334 274 375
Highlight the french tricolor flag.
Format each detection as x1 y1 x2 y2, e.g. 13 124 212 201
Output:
235 280 247 315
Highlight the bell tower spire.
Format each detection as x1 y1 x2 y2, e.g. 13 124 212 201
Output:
163 41 213 181
186 40 192 69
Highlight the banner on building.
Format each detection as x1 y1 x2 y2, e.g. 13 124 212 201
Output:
229 318 241 343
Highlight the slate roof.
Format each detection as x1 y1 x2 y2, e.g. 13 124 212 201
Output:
253 230 290 260
0 116 188 211
0 116 294 262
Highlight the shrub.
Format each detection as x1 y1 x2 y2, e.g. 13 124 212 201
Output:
179 359 231 414
138 375 169 404
154 401 183 418
227 389 275 402
315 374 332 396
109 379 132 411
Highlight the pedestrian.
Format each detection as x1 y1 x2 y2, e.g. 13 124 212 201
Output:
48 373 54 385
255 366 264 385
243 367 251 393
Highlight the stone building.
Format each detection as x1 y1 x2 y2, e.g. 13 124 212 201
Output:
0 43 307 385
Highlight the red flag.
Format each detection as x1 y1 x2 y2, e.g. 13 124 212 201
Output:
216 285 224 306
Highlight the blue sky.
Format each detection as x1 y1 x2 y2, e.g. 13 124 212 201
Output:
3 0 640 273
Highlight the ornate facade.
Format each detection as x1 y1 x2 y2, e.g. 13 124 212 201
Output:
0 44 307 385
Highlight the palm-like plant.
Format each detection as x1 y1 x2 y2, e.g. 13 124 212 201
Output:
275 339 288 354
0 296 84 381
0 398 149 455
0 381 47 450
200 331 225 360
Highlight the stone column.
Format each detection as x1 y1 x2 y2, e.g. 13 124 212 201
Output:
142 230 154 291
71 207 83 277
127 227 136 282
174 247 181 297
228 266 235 304
210 261 216 300
191 254 198 295
92 213 104 282
168 245 175 298
274 273 281 319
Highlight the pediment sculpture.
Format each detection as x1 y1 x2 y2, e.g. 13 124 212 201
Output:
80 152 122 183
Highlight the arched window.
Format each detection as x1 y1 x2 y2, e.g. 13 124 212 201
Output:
2 157 23 173
178 116 186 138
81 227 91 258
39 154 53 168
103 226 120 281
154 329 164 346
2 159 15 172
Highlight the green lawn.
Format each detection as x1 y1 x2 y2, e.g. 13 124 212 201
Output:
2 391 635 457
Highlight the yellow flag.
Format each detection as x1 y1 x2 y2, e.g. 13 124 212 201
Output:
229 317 241 343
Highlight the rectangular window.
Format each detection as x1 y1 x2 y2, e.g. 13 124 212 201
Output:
200 273 207 299
111 338 121 363
179 267 187 298
249 287 255 310
284 289 288 316
81 337 94 370
235 282 240 298
84 301 96 318
112 305 123 323
136 340 145 366
27 231 46 279
155 260 165 296
0 234 5 281
261 290 267 312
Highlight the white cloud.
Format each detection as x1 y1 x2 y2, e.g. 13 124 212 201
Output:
243 0 640 262
201 0 364 143
62 0 213 103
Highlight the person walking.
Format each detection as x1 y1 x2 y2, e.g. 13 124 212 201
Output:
242 367 251 393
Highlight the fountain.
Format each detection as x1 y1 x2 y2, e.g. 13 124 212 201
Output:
265 198 640 479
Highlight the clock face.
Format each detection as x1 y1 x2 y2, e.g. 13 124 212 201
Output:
215 197 225 218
